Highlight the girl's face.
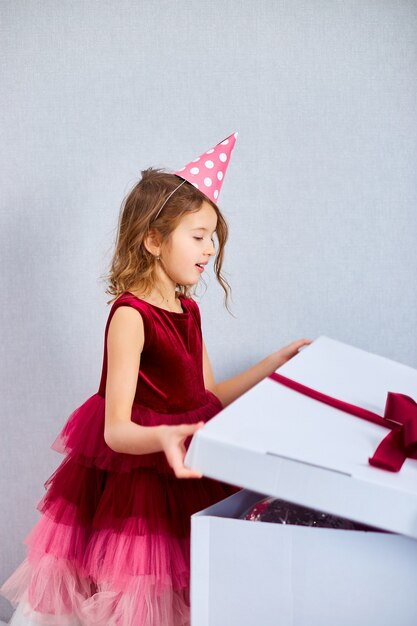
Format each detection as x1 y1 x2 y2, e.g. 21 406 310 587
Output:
161 200 217 286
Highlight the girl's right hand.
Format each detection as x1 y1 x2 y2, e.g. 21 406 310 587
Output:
159 421 205 479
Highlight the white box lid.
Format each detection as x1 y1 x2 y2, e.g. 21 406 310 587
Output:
185 336 417 538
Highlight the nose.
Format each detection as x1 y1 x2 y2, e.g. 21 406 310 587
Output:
205 240 216 256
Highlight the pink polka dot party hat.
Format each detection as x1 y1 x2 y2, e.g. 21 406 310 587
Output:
175 131 238 203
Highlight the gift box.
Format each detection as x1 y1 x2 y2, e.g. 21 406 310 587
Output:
185 336 417 626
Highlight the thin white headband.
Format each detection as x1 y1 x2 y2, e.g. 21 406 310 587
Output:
152 178 187 222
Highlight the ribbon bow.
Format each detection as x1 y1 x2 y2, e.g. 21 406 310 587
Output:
370 392 417 472
269 372 417 472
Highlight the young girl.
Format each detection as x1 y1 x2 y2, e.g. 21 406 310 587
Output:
0 132 310 626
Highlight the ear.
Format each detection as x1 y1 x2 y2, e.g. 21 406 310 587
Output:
143 229 162 257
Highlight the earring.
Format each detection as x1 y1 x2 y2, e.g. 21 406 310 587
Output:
155 255 160 261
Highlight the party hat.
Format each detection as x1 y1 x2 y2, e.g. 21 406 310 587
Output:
175 131 238 203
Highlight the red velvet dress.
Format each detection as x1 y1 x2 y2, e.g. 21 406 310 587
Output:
0 292 240 626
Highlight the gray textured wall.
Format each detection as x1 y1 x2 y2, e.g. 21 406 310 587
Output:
1 0 416 621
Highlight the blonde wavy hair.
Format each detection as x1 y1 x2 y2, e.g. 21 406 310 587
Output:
103 167 232 311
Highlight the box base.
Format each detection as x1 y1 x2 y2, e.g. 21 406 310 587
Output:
191 489 417 626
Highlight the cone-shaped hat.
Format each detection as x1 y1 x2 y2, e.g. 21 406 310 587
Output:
175 131 238 203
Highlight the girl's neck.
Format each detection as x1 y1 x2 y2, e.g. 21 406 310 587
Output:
130 266 184 313
129 287 183 313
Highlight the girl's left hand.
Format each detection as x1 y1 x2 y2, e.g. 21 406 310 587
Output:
273 338 313 369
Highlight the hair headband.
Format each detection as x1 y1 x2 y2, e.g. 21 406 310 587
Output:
152 178 187 222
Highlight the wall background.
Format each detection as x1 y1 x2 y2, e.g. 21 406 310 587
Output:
1 0 416 620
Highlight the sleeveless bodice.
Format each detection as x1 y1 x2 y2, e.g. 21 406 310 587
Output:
97 291 214 413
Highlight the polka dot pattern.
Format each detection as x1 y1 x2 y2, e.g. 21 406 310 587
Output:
174 131 238 205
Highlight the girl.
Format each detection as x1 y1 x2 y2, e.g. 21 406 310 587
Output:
0 132 310 626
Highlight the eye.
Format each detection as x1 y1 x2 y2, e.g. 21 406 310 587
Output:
193 237 203 241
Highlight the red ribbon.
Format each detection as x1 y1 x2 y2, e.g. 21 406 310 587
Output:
268 372 417 472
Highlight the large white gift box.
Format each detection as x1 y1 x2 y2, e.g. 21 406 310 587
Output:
185 336 417 626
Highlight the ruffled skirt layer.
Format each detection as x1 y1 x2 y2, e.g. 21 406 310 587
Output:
1 392 240 626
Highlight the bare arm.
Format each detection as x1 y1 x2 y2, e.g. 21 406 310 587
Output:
104 306 165 454
203 339 312 408
104 306 204 478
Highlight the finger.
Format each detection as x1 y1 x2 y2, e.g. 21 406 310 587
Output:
170 446 203 478
170 446 196 472
295 338 313 350
295 338 312 345
169 448 186 473
176 467 203 479
179 421 205 435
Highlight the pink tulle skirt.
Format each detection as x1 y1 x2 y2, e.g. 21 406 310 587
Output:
0 393 240 626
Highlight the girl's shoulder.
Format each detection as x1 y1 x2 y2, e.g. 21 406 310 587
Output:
105 292 156 349
108 291 153 317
